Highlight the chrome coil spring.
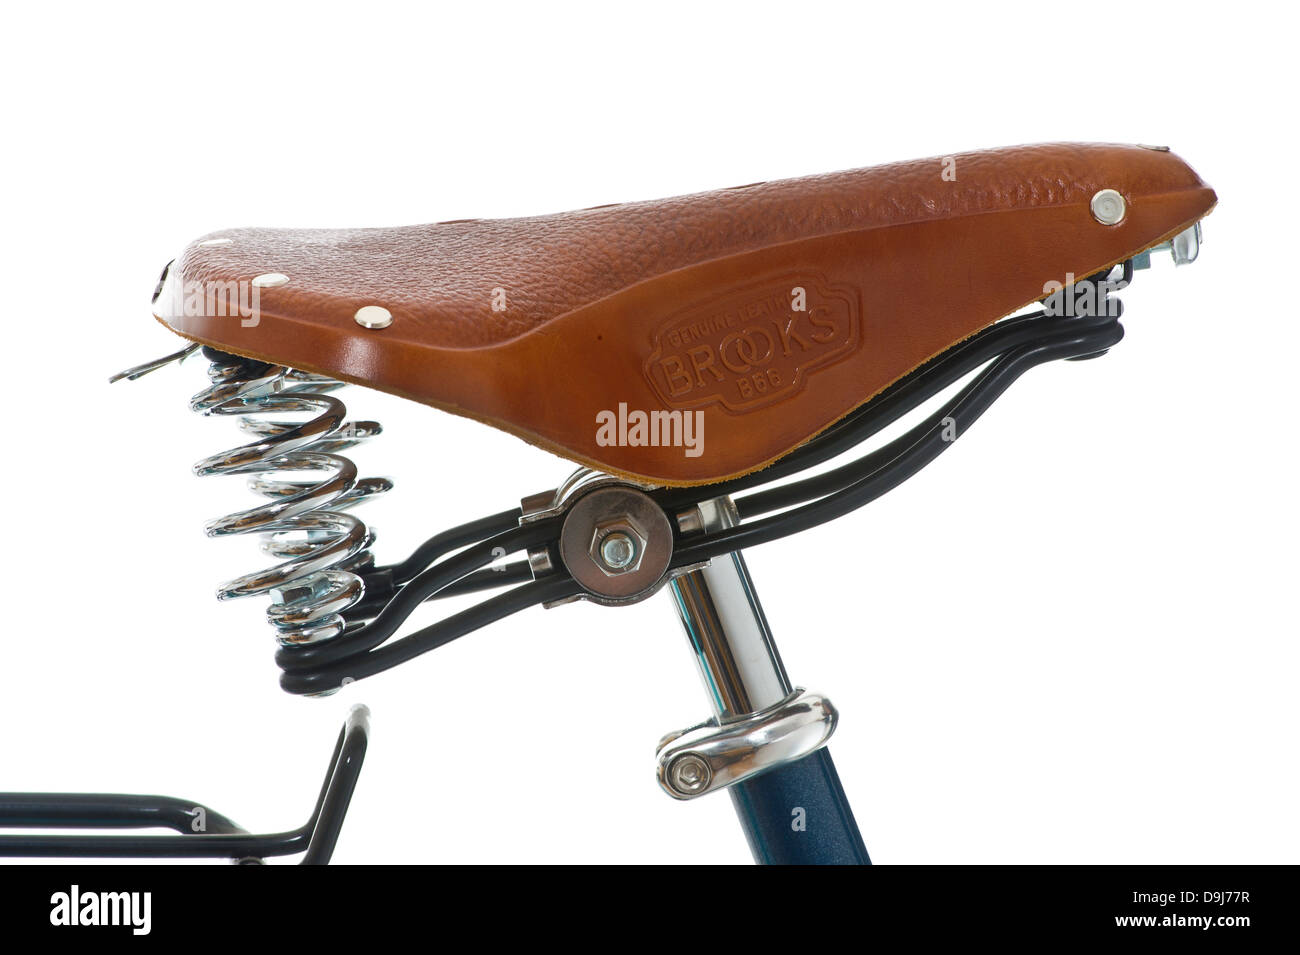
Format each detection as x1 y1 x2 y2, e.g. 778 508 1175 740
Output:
191 351 392 645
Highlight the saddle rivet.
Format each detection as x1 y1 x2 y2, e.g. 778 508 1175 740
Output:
354 305 393 329
1090 189 1127 226
198 237 233 246
251 272 289 288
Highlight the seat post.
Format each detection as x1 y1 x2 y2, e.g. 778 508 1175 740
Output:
669 497 792 719
662 496 870 865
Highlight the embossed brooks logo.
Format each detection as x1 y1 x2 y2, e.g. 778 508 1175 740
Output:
643 274 861 413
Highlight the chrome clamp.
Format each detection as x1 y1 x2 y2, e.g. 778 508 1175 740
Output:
656 689 838 799
659 494 841 800
519 468 705 607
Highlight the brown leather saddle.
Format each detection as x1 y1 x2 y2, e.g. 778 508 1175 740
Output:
154 142 1216 486
0 143 1217 865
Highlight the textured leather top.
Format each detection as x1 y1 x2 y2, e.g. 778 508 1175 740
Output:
156 142 1217 485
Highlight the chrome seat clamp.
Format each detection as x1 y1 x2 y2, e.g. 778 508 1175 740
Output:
656 689 838 800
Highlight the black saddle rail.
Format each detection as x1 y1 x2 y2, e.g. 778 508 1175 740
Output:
0 705 370 865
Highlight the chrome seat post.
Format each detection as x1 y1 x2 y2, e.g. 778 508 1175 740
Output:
661 497 870 864
669 497 792 719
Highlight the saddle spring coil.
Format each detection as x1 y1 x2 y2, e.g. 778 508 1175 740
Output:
190 348 392 646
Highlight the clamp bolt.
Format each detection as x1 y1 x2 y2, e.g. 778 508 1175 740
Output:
599 531 637 570
668 753 712 795
587 515 649 578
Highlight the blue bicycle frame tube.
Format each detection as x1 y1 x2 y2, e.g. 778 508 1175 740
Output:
730 748 870 865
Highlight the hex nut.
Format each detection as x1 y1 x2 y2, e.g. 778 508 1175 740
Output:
558 485 675 603
589 515 648 576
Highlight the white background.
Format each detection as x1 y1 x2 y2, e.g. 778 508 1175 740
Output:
2 2 1295 865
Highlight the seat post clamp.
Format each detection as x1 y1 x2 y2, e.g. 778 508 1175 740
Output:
519 468 703 607
656 689 838 799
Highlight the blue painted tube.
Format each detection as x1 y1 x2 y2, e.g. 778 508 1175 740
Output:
729 747 870 865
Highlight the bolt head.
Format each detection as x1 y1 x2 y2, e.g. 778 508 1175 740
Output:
669 754 712 795
588 516 648 577
600 532 637 569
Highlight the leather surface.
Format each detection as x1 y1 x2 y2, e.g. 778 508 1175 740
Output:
156 142 1217 485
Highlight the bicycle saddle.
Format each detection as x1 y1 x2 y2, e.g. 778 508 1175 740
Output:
154 142 1216 486
3 142 1218 863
